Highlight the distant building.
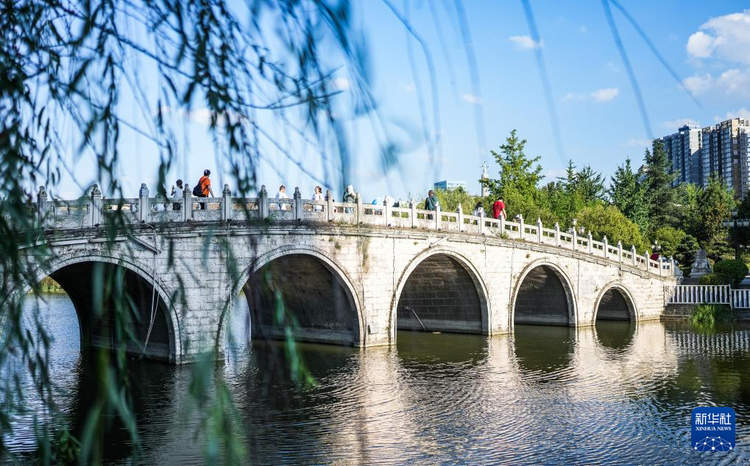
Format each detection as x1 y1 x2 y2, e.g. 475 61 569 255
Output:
654 124 702 187
434 180 467 191
701 118 750 198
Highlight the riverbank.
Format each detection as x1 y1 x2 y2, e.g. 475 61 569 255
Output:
28 277 66 295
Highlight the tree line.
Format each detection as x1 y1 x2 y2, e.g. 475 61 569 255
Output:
435 130 739 274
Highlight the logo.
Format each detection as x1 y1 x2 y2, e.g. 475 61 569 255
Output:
691 407 735 452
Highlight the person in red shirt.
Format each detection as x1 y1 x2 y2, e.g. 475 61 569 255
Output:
492 196 506 220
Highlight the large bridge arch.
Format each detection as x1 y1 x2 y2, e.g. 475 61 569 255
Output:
390 248 491 340
593 283 637 323
27 253 181 363
511 260 577 329
222 246 365 349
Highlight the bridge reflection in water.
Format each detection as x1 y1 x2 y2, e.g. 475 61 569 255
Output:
6 295 750 463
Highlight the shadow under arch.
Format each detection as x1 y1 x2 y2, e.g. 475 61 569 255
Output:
391 248 491 340
224 248 364 349
30 256 178 362
593 284 638 351
512 325 576 374
511 261 577 328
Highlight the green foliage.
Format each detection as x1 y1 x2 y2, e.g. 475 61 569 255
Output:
610 158 649 234
713 260 748 287
652 226 686 258
577 204 649 252
697 177 736 260
433 187 482 214
738 190 750 218
698 273 733 286
643 142 678 231
690 304 733 326
675 234 699 270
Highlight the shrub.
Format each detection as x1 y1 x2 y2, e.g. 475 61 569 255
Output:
698 273 733 285
690 304 733 326
713 259 749 287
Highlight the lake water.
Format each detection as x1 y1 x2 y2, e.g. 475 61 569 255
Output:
3 294 750 464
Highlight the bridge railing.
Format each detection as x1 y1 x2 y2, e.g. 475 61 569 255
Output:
664 285 732 306
31 183 676 277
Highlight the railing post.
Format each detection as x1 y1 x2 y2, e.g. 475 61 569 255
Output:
518 214 524 240
222 184 232 221
587 231 593 254
183 184 193 221
90 184 102 226
410 199 417 228
499 211 505 234
617 241 623 263
670 256 675 276
138 183 150 223
384 198 392 226
659 256 663 276
356 194 363 224
457 204 464 232
537 218 543 243
479 208 486 235
37 186 48 228
631 246 637 266
554 222 560 246
572 227 577 251
644 251 650 271
602 236 609 259
259 185 269 220
294 187 303 221
435 203 441 230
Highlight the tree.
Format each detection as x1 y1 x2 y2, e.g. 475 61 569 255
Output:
643 142 678 231
433 187 482 214
676 234 699 271
571 165 606 203
577 204 649 252
698 177 736 260
652 226 686 258
609 158 649 234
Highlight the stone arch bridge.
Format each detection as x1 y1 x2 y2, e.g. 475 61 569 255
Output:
6 184 677 364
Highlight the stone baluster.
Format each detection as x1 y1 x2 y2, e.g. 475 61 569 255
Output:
90 184 102 226
499 211 505 234
457 204 464 232
572 227 577 252
410 199 417 228
37 186 48 228
259 185 269 220
554 222 560 246
384 197 392 226
587 231 593 254
518 214 524 240
602 236 609 259
435 202 441 230
479 207 485 235
221 184 232 221
294 187 303 221
326 190 334 222
617 241 623 263
183 183 193 221
670 256 675 275
356 194 363 224
631 246 637 266
644 251 650 270
537 218 543 243
138 183 150 223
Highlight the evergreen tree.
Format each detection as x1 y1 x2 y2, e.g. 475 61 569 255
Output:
643 142 678 231
610 158 649 233
574 165 606 203
698 176 736 260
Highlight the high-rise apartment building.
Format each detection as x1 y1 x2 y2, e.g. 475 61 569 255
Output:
701 118 750 198
654 124 702 187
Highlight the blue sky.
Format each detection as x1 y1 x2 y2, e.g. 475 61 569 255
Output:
55 1 750 202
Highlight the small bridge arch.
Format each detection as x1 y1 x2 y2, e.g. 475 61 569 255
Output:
511 260 577 329
594 283 637 323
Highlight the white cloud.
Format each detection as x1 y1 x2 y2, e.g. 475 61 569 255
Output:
590 87 620 102
461 94 483 105
661 118 700 129
606 61 619 72
682 68 750 96
562 92 581 101
509 35 543 50
621 138 651 148
332 77 350 91
716 107 750 121
687 10 750 64
579 26 588 34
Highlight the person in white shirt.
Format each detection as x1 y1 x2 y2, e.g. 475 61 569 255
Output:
312 185 324 212
170 179 185 211
276 184 289 210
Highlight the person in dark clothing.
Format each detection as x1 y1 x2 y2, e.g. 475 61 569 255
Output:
425 190 438 219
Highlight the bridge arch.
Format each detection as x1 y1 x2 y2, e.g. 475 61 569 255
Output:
390 248 490 340
511 260 577 329
27 253 181 363
223 246 365 348
593 283 637 323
